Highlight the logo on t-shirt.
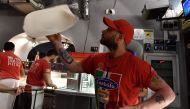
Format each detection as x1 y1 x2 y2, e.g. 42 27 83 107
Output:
95 69 122 109
97 78 118 90
7 56 21 67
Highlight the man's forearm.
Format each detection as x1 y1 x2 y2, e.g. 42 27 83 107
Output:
48 37 74 64
51 41 77 72
53 43 82 72
0 84 13 93
139 88 175 109
47 34 83 73
58 48 73 64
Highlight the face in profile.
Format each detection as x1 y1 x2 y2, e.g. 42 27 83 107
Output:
100 28 119 50
49 55 57 63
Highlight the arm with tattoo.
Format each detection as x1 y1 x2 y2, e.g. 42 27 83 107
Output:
138 75 176 109
46 34 73 64
155 94 165 104
46 34 83 73
58 48 73 64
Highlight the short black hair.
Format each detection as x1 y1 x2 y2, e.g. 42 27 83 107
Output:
46 49 58 56
3 42 15 51
39 52 46 58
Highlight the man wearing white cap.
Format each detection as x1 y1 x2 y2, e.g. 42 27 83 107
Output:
47 17 175 109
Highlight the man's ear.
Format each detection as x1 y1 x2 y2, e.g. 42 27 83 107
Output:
120 34 125 40
115 34 124 42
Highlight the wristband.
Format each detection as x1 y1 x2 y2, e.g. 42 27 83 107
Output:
59 48 73 64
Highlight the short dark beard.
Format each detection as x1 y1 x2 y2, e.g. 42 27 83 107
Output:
100 36 118 50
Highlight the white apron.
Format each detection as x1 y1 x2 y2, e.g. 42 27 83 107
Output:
0 79 19 109
29 85 44 109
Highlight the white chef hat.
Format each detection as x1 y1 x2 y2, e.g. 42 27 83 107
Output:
23 4 79 38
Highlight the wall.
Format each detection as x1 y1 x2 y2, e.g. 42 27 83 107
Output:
0 4 24 51
0 0 183 52
0 0 165 52
61 0 163 52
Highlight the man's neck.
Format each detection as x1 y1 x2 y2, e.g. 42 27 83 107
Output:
109 47 126 58
44 56 50 62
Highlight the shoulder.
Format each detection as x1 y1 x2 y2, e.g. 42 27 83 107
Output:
0 51 6 55
81 53 108 65
94 53 108 58
0 52 3 56
38 59 48 64
92 53 109 62
85 53 108 60
128 53 150 69
8 52 20 58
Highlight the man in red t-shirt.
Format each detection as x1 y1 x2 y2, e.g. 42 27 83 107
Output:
47 17 175 109
26 49 57 109
0 42 25 109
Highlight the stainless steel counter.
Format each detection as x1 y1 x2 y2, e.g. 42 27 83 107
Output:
55 87 96 109
55 87 95 98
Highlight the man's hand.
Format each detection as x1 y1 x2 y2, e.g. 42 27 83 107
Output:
8 86 25 95
46 34 62 43
50 83 58 89
97 89 109 104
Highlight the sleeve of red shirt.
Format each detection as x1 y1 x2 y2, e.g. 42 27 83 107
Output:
42 61 51 74
135 58 157 88
0 53 2 65
81 55 95 75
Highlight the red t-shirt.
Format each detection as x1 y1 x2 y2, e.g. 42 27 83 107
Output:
82 52 157 109
0 51 23 80
27 59 51 86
